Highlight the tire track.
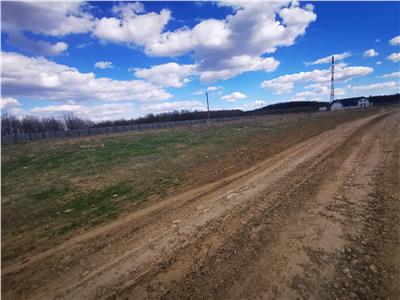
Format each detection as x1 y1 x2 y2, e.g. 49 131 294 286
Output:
150 111 398 300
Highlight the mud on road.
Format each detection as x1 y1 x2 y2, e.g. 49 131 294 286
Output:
2 109 399 300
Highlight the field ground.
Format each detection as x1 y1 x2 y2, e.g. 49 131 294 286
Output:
2 107 399 299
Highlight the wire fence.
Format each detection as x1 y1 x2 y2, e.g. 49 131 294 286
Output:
1 115 272 144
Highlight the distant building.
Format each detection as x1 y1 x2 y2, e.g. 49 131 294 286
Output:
358 97 372 108
330 101 344 111
330 96 373 111
328 94 399 112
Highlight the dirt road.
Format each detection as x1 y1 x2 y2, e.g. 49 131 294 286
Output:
3 109 399 300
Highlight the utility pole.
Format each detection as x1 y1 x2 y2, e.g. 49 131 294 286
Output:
206 91 210 120
330 55 335 103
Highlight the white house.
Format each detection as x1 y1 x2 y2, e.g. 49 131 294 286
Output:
330 101 344 111
358 97 372 108
330 97 373 111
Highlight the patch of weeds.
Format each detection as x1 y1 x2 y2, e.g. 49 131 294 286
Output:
152 176 182 197
30 186 71 202
2 149 88 178
1 248 18 262
124 176 182 204
52 183 132 236
66 182 131 217
64 132 193 171
55 221 82 236
128 190 151 203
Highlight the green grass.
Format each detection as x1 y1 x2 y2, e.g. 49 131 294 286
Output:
67 182 130 215
2 129 234 180
30 186 71 202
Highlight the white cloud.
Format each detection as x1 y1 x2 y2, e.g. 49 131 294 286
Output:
76 42 92 49
191 90 206 96
363 49 378 58
304 83 331 92
1 97 23 115
1 97 21 109
133 63 195 88
30 104 81 113
207 86 223 91
198 56 279 83
154 1 315 81
29 102 138 122
305 4 314 11
134 55 279 86
389 35 400 46
7 32 68 56
94 1 315 82
2 2 93 56
80 103 137 121
294 90 317 98
235 100 266 111
92 6 171 46
295 83 346 99
112 2 145 16
332 87 346 96
94 61 113 69
141 101 205 113
146 18 230 57
311 97 324 102
221 92 247 102
2 2 94 36
191 86 224 96
376 61 382 65
3 2 317 82
380 71 400 78
306 52 351 66
261 81 295 94
2 2 317 81
290 96 305 101
1 51 172 102
351 81 399 92
387 53 400 63
261 64 373 94
27 100 208 122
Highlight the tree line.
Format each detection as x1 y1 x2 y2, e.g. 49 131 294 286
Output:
94 109 244 128
1 110 245 135
1 113 93 136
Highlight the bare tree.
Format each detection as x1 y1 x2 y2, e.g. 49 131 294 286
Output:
63 113 93 130
21 115 40 133
1 113 21 136
43 117 64 131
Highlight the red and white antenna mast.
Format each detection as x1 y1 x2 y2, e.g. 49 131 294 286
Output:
330 56 335 103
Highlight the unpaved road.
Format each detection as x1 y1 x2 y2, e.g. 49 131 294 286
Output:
3 109 399 300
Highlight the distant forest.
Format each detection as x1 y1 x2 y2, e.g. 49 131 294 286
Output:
2 94 399 136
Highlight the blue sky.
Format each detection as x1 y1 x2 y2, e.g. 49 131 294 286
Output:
1 1 399 121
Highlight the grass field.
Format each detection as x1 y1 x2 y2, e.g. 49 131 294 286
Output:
1 109 377 265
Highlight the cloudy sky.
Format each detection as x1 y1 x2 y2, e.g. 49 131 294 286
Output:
1 1 399 121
